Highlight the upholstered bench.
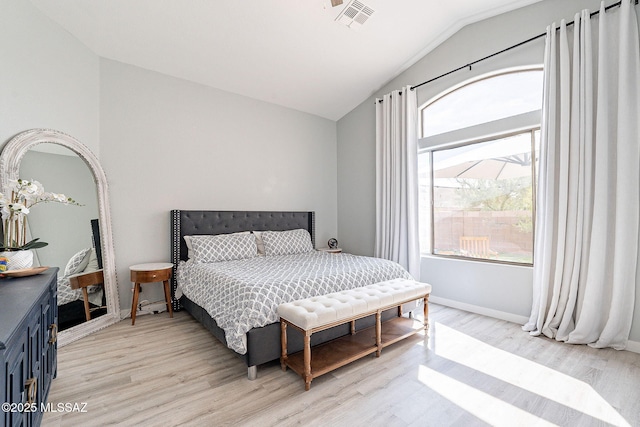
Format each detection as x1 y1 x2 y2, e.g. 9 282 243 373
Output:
278 278 431 390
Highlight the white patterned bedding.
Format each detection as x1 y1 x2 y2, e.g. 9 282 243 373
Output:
176 251 412 354
57 276 102 306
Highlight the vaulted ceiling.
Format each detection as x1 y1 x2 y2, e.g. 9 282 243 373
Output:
30 0 541 120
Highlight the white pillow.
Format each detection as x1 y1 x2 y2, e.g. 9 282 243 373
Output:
64 248 92 277
184 235 196 259
261 229 314 256
252 231 265 256
83 248 100 272
188 233 258 263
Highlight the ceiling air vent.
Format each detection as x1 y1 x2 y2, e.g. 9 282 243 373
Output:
335 0 375 28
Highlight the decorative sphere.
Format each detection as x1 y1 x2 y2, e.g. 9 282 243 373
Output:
328 238 338 249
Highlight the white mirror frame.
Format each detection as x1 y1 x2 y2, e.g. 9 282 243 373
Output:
0 129 120 346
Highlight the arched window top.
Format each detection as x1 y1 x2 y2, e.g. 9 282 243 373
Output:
421 68 543 138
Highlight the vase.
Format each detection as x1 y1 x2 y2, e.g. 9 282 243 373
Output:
0 250 34 271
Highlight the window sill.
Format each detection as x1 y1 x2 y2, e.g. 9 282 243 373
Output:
420 253 533 269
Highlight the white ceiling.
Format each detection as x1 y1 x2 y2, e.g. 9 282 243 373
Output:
29 0 541 121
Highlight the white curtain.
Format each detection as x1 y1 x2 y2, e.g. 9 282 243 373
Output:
375 85 421 280
523 1 640 349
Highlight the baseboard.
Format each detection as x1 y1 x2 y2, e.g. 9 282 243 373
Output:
626 340 640 354
429 296 529 325
120 303 168 320
430 296 640 354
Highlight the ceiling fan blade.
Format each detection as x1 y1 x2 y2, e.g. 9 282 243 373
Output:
331 0 344 7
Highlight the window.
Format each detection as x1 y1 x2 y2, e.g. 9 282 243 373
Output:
418 68 543 265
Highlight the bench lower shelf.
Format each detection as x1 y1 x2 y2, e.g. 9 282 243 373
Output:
284 316 424 383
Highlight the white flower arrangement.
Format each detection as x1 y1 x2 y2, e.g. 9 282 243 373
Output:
0 178 80 251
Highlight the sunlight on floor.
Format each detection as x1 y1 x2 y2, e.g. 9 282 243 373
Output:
418 322 630 427
418 365 556 427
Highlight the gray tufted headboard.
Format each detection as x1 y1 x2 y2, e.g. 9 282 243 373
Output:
170 210 315 309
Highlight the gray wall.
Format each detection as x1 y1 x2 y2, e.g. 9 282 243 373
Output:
0 0 99 154
0 0 100 271
99 59 338 309
337 0 640 342
1 1 338 313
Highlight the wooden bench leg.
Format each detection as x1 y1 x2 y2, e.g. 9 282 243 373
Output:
304 331 312 391
375 311 381 357
424 294 430 331
280 321 288 371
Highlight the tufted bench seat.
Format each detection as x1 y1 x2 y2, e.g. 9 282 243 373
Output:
278 278 431 390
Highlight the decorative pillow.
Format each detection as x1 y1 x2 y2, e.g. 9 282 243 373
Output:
184 235 195 259
63 248 92 277
79 248 102 294
83 248 100 272
252 231 265 256
261 229 314 256
189 233 258 263
185 231 258 260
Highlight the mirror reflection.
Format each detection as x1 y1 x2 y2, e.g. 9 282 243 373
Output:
20 146 107 331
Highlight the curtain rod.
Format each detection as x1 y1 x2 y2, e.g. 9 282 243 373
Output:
410 0 633 91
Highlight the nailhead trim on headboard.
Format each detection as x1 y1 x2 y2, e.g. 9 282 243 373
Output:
171 210 181 311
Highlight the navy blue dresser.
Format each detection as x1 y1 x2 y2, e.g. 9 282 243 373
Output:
0 268 58 427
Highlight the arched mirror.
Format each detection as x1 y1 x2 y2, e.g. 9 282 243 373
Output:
0 129 120 346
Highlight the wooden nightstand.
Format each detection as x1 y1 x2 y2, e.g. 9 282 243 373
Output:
317 247 342 254
130 262 173 325
69 269 105 321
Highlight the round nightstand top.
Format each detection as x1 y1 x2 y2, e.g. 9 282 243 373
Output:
129 262 173 272
317 248 342 253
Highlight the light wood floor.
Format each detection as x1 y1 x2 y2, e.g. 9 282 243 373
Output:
43 304 640 427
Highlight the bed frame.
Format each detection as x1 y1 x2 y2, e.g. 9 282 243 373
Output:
170 210 397 380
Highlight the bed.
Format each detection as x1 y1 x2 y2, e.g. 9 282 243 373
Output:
171 210 414 379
